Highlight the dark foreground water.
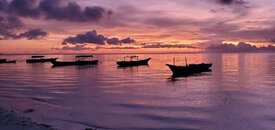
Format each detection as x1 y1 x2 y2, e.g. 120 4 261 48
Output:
1 53 275 130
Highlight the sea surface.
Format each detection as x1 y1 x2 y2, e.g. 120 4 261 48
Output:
1 53 275 130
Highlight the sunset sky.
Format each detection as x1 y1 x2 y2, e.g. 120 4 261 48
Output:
0 0 275 54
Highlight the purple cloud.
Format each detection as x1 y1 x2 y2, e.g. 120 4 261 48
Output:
206 42 275 52
62 30 106 45
120 37 135 44
54 45 96 51
142 43 197 49
106 38 121 45
62 30 136 45
0 0 112 22
17 29 48 40
217 0 247 5
0 16 47 40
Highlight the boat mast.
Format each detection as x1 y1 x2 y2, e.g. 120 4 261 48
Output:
185 56 188 66
173 57 175 65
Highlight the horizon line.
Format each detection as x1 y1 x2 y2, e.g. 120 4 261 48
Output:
1 51 275 55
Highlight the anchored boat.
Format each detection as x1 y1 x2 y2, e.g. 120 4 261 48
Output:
117 56 151 67
51 55 98 67
166 57 212 76
0 59 16 64
26 56 57 63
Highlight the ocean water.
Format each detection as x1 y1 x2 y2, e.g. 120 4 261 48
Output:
0 53 275 130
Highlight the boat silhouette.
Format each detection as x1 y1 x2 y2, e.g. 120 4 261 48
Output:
166 57 212 77
0 59 16 64
117 56 151 67
26 56 57 63
51 55 98 67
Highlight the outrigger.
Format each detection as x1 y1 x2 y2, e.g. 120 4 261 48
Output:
26 56 57 63
116 56 151 67
51 55 98 67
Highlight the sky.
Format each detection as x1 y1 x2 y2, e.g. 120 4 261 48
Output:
0 0 275 54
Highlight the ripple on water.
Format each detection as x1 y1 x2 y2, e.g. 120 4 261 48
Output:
0 54 275 130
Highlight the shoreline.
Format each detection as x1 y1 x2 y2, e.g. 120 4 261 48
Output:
0 107 55 130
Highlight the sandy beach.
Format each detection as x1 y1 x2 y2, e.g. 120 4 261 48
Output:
0 107 55 130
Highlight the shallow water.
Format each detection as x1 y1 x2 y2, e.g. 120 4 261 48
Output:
1 53 275 130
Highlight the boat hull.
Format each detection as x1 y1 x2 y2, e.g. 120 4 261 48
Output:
51 60 99 67
0 59 7 62
0 59 16 64
26 58 57 63
117 58 151 67
166 63 212 76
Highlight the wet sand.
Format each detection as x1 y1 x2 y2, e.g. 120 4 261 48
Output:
0 107 55 130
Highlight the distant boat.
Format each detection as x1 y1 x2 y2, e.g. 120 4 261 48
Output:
26 56 57 63
117 56 151 67
51 55 98 67
166 57 212 76
0 59 16 64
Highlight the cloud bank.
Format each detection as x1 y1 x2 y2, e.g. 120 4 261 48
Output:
207 42 275 52
0 16 48 40
0 0 112 22
0 0 112 40
62 30 135 45
54 45 97 51
142 43 197 49
217 0 247 5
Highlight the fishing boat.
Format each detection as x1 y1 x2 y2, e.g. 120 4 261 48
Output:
26 56 57 63
0 59 16 64
117 56 151 67
166 57 212 76
51 55 98 67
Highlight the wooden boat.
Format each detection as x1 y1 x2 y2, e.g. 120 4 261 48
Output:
0 59 16 64
26 56 57 63
117 56 151 67
51 55 98 67
0 59 6 63
166 57 212 76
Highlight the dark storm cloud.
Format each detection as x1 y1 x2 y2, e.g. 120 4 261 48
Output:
0 16 47 40
0 0 112 22
206 42 275 52
62 30 136 45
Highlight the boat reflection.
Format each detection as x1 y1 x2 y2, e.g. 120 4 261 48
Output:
167 70 212 84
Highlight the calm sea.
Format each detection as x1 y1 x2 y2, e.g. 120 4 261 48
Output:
1 53 275 130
